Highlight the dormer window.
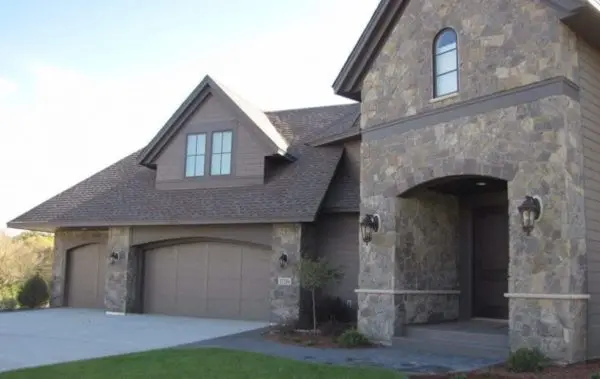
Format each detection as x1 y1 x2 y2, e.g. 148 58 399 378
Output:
185 133 206 177
433 28 459 98
210 130 233 176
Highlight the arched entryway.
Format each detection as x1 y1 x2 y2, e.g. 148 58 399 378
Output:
399 174 509 321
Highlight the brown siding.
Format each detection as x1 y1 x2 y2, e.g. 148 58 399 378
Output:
155 94 266 189
316 213 359 306
321 138 361 212
131 224 273 248
344 139 360 181
581 39 600 359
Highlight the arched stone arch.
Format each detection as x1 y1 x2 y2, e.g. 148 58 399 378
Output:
384 158 517 198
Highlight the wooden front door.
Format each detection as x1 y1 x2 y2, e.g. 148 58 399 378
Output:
472 206 509 319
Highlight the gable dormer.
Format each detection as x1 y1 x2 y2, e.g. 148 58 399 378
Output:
139 75 292 190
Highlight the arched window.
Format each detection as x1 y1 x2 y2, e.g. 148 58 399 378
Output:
433 28 458 98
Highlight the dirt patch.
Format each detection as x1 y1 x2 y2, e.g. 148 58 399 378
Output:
410 360 600 378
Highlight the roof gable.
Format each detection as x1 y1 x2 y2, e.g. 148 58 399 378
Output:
332 0 409 100
139 75 291 168
333 0 597 100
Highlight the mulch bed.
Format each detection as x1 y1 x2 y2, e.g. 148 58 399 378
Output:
411 360 600 378
264 330 342 348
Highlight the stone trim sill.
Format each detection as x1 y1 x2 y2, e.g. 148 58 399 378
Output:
429 92 459 104
504 293 590 300
355 289 460 295
105 311 126 316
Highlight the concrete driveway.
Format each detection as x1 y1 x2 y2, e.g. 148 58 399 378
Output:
0 308 268 373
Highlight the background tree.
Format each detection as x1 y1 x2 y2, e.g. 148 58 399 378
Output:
297 257 343 334
0 232 54 306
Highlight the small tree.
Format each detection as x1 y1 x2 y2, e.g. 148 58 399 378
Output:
297 257 343 333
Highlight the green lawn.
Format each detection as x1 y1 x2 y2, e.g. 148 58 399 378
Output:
0 348 407 379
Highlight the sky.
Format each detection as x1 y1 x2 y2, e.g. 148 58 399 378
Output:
0 0 379 234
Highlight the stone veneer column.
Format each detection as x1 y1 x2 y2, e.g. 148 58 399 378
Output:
270 223 314 323
105 227 139 314
507 103 587 363
356 196 400 344
51 229 108 307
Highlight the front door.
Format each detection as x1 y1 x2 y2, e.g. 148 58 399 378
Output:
472 206 509 319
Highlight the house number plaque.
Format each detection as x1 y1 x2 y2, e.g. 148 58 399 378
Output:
277 277 292 286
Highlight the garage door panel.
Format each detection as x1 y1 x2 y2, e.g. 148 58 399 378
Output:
208 248 242 279
241 299 270 321
241 248 269 275
67 244 106 309
207 299 240 319
207 278 241 299
144 241 271 320
143 247 177 315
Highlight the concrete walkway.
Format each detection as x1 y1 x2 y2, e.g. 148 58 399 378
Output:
181 329 503 375
0 308 268 373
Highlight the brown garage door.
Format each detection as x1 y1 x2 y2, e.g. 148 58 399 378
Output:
66 243 106 308
143 242 271 321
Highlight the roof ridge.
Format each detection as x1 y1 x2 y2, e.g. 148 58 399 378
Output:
265 102 357 115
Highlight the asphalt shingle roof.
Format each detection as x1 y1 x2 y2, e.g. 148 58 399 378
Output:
9 104 360 230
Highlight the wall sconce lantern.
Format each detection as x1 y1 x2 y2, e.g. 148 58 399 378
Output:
360 214 380 244
109 251 122 265
279 253 288 268
517 195 543 236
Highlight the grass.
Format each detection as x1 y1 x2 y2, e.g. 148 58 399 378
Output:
0 348 406 379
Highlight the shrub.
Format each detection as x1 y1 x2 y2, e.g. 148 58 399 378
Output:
17 274 50 309
591 374 600 379
507 347 549 373
0 297 17 311
336 328 371 348
319 320 352 337
452 375 467 379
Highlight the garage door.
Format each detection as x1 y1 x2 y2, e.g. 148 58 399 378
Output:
143 242 271 321
66 243 106 308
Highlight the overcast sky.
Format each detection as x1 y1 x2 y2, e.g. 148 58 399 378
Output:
0 0 379 233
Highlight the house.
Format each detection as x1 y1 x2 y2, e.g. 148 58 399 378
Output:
8 0 600 364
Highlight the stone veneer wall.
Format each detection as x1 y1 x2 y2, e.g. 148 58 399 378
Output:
270 223 315 323
361 0 578 128
360 95 586 362
395 191 460 326
51 229 108 307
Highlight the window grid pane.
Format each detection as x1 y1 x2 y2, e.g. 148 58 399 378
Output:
435 50 457 76
222 131 232 153
212 132 222 154
211 153 221 175
187 135 197 155
194 155 205 176
196 134 206 155
436 70 458 97
221 153 231 175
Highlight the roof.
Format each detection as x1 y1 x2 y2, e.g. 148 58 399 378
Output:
332 0 409 100
8 102 359 231
139 75 291 167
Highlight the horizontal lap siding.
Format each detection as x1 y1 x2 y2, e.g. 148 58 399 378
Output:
581 39 600 358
